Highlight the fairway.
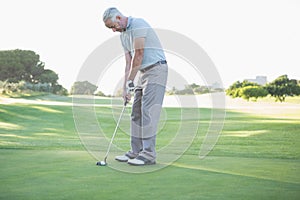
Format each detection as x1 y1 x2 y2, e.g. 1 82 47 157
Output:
0 95 299 200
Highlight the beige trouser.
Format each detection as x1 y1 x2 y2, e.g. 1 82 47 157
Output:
130 63 168 160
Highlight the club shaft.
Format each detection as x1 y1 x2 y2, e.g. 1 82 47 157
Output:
103 105 126 160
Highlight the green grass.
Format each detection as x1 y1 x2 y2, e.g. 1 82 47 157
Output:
0 95 299 199
0 91 49 98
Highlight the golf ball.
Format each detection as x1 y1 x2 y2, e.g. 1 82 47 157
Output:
101 161 106 165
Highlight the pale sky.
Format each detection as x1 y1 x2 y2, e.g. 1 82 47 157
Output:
1 0 299 95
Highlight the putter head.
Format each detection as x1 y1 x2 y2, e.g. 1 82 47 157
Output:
96 156 108 166
96 160 107 166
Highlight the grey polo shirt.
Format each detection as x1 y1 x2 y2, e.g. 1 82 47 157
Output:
120 17 166 70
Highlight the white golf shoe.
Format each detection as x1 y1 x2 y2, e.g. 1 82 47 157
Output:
127 156 156 166
115 155 130 162
115 151 138 162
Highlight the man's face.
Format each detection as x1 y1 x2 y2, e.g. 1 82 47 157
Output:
104 17 124 32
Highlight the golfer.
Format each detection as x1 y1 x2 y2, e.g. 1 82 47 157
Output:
102 7 168 166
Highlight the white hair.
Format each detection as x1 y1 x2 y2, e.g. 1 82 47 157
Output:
103 7 124 22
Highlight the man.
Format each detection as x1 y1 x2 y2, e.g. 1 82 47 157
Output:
102 7 168 166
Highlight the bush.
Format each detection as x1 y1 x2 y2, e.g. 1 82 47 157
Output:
0 80 68 97
241 86 268 101
0 80 27 95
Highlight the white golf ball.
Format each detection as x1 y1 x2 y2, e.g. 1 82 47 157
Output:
100 161 106 165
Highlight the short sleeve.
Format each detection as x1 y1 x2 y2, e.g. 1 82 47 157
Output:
131 18 150 38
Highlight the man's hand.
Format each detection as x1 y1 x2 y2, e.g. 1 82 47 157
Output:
123 80 134 105
123 91 131 105
126 80 135 93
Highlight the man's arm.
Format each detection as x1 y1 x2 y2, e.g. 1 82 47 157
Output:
127 37 145 81
124 37 145 103
124 51 132 88
123 51 132 102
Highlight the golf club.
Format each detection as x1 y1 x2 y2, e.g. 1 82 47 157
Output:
96 101 127 166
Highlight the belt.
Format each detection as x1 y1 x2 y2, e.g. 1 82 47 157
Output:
140 60 167 72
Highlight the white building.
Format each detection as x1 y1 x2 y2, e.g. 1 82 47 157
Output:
245 76 267 85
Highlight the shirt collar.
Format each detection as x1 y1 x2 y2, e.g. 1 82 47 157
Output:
126 16 132 30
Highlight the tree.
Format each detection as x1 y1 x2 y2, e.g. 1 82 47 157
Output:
52 84 68 95
0 49 67 95
240 86 268 101
193 86 209 94
189 83 200 90
37 69 59 85
0 49 42 83
166 83 219 95
226 80 259 98
94 90 106 97
166 86 177 95
70 81 98 95
265 75 300 102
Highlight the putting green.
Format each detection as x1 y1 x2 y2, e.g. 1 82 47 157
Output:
0 95 299 199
